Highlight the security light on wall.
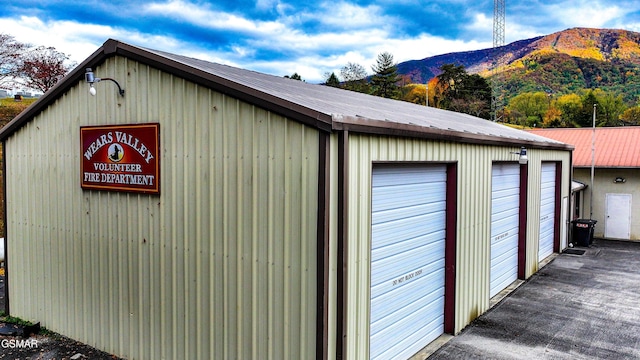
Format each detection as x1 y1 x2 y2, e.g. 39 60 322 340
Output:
85 68 125 96
511 147 528 165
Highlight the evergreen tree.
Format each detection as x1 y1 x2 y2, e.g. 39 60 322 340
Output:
285 72 303 81
370 52 400 98
577 91 600 127
435 64 491 119
324 72 340 87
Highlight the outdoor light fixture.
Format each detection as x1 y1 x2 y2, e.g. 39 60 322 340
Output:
614 177 626 183
511 146 528 165
85 68 125 96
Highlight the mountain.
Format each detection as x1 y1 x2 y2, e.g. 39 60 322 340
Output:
398 28 640 102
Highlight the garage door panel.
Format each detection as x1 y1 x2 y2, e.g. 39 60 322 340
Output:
491 214 519 232
490 163 520 298
371 212 446 250
371 238 444 285
490 271 517 296
492 234 519 259
371 268 445 326
492 194 520 213
539 164 556 260
491 243 518 266
370 164 447 360
372 167 447 186
371 303 444 360
372 200 445 224
371 301 444 346
372 185 446 212
371 256 445 301
372 205 445 231
371 230 445 262
373 325 444 360
493 178 520 189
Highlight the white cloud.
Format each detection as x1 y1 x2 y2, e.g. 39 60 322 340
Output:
0 16 102 63
6 0 637 86
550 2 624 29
0 15 192 67
314 2 388 29
143 0 287 36
506 0 640 41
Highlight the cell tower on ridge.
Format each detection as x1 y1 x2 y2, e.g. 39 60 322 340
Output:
491 0 506 122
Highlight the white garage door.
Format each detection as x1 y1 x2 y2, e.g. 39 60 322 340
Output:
539 163 556 260
370 165 447 360
490 163 520 298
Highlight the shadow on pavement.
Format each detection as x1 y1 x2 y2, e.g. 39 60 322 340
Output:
429 239 640 359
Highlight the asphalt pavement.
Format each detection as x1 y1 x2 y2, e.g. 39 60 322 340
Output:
428 239 640 359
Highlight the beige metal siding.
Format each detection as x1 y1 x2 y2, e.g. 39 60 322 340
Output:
6 57 319 359
574 168 640 240
525 151 572 273
340 134 570 359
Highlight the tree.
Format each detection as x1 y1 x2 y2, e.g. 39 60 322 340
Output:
403 84 427 105
324 72 340 87
462 74 491 118
435 64 491 119
577 91 600 127
18 46 75 93
436 64 466 108
620 106 640 125
370 52 400 98
284 72 303 81
427 77 441 108
556 94 583 127
592 89 625 126
340 62 369 93
507 92 551 127
0 33 28 90
542 106 564 127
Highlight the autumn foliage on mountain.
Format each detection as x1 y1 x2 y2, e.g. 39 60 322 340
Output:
395 28 640 127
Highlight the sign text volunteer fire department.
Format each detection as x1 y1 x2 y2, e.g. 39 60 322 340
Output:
81 123 160 194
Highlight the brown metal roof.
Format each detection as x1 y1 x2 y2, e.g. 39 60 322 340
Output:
0 39 571 150
528 127 640 168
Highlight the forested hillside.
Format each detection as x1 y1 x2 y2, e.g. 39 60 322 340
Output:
395 28 640 126
398 28 640 102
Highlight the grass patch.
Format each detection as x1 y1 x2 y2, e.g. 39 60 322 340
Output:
0 313 55 336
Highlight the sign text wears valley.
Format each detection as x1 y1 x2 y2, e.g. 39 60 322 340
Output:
81 124 160 194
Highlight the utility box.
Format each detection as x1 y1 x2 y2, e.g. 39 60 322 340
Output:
572 219 597 247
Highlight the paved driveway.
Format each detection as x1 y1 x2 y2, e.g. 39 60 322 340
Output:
428 239 640 359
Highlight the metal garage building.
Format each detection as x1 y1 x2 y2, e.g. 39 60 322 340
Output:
0 39 572 360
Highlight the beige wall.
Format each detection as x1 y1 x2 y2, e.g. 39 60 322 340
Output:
5 57 319 359
574 168 640 240
336 133 570 359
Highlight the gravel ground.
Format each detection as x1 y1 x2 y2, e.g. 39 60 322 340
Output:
0 332 121 360
0 273 123 360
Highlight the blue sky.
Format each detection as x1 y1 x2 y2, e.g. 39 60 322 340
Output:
2 0 639 83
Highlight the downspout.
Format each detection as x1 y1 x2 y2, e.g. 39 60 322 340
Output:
518 161 528 279
336 130 348 360
567 150 574 248
2 140 9 315
316 131 330 359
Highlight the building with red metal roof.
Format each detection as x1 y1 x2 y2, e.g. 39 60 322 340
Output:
529 127 640 168
528 127 640 241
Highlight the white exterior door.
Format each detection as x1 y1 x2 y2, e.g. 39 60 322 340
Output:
539 163 556 261
561 197 568 249
605 193 631 240
370 165 447 360
490 164 520 298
